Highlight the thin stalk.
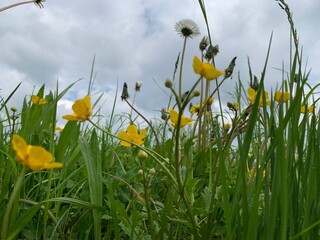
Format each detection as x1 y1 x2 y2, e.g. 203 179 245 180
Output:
178 37 188 100
0 1 35 12
125 99 160 147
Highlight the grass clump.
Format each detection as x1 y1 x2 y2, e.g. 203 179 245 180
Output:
1 0 320 239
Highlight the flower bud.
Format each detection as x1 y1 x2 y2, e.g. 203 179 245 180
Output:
138 149 148 161
149 168 156 176
135 81 142 91
165 79 173 88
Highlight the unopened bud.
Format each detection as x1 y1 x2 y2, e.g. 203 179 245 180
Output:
11 107 17 112
135 81 142 91
165 79 173 88
149 168 156 176
138 149 148 161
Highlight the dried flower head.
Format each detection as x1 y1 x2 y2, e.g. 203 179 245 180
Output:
199 36 209 51
175 19 200 39
121 82 129 101
34 0 45 8
135 81 142 91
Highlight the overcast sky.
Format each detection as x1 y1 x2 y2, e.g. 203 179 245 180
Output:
1 0 320 126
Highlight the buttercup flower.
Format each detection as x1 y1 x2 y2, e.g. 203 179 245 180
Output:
193 56 225 81
118 125 147 147
224 123 231 131
12 134 63 171
175 19 200 39
247 88 271 107
31 95 47 105
203 97 214 106
190 104 201 115
62 96 92 122
169 108 193 128
300 105 315 114
275 91 290 103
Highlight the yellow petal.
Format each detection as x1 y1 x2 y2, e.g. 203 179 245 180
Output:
193 56 203 75
283 92 290 102
12 134 28 162
62 114 79 121
139 129 147 140
31 95 39 104
44 162 63 169
127 125 138 135
180 115 193 128
247 88 256 104
27 146 53 171
169 109 178 124
202 63 225 80
39 98 47 105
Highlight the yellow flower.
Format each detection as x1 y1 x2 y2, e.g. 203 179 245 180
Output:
12 134 63 171
275 91 290 103
193 56 225 80
117 125 147 147
55 127 63 132
62 96 92 122
247 88 271 107
300 105 315 114
169 108 193 128
190 104 200 114
202 97 214 105
31 95 47 105
224 123 231 131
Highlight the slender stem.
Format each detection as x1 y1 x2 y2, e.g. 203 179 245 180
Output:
0 1 34 12
1 166 26 240
125 99 160 147
178 37 188 100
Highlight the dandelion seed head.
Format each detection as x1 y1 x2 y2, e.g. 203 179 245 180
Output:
175 19 200 39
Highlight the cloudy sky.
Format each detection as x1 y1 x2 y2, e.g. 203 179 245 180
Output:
1 0 319 126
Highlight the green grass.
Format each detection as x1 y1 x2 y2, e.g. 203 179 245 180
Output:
1 0 320 239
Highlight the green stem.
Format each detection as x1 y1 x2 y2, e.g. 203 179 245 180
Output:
1 166 26 240
178 37 188 100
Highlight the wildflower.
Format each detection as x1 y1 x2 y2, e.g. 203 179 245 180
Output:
247 88 271 107
227 102 239 111
190 104 200 115
55 127 63 132
169 108 193 128
118 125 147 147
31 95 47 105
300 105 315 114
175 19 200 39
193 56 225 81
275 91 290 103
12 134 63 171
224 123 231 131
203 97 214 106
62 96 92 121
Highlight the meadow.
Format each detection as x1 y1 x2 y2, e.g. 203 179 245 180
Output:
1 0 320 239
